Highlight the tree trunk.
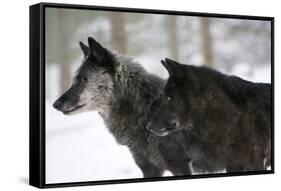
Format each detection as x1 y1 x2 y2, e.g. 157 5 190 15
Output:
57 10 72 94
167 16 179 61
200 17 213 67
109 13 127 54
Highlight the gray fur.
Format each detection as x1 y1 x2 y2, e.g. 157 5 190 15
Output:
53 37 218 177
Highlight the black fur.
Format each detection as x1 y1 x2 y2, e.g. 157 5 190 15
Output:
148 58 271 172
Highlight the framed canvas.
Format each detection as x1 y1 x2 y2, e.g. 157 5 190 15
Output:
29 2 274 188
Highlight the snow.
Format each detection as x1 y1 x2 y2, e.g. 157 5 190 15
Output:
46 62 143 183
46 60 270 184
45 12 271 184
45 56 177 184
46 100 143 183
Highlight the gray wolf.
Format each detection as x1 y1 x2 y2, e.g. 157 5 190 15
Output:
53 37 213 177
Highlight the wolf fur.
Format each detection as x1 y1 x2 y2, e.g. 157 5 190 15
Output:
54 37 220 177
147 58 272 172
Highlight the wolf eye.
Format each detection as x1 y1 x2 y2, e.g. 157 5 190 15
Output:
167 97 171 101
80 77 88 83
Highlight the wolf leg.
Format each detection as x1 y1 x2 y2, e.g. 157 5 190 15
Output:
140 164 164 178
167 159 192 176
132 152 164 178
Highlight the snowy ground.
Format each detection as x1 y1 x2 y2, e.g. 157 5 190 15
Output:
46 102 144 183
46 59 173 184
45 59 271 184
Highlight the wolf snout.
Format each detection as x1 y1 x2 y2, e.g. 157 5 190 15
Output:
169 119 180 128
53 99 64 111
146 122 165 135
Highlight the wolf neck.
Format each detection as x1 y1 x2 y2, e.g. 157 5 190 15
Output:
100 55 164 144
108 55 163 120
111 55 162 103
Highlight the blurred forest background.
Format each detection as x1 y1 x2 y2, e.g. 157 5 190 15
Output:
46 8 271 98
45 8 271 183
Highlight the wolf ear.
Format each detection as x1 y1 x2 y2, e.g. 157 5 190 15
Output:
79 41 90 55
88 37 105 61
161 58 184 79
161 60 173 76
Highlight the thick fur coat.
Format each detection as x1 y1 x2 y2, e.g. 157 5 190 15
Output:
53 38 216 177
147 58 271 172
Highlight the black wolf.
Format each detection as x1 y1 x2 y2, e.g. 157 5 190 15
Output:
147 58 271 172
53 37 214 177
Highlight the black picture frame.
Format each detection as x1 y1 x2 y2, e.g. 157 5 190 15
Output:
29 2 275 189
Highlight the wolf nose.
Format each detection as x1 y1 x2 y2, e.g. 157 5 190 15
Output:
53 99 63 110
170 119 180 128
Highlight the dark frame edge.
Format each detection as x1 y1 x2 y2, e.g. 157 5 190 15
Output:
43 170 273 189
40 2 274 20
29 2 274 189
29 3 44 189
270 17 275 174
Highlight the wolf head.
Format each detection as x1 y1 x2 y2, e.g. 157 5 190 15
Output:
53 37 116 115
146 58 194 136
